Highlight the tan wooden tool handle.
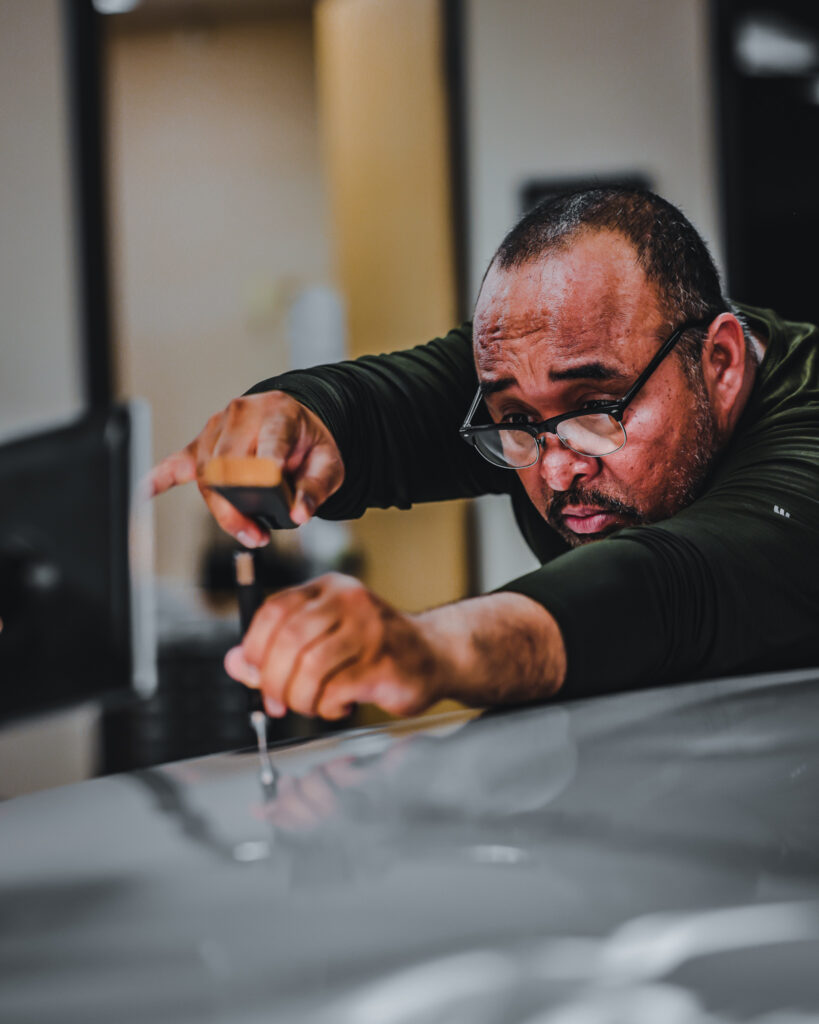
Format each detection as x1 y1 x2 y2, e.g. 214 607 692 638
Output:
201 456 289 494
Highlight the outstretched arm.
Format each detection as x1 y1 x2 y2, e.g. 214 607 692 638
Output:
224 573 566 719
149 325 510 545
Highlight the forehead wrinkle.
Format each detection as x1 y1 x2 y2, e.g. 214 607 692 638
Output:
475 312 634 389
473 232 668 385
475 326 564 387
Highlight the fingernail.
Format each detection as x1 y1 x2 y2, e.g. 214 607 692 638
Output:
237 530 267 549
264 696 287 718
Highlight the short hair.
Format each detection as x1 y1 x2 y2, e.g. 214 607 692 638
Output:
491 186 732 373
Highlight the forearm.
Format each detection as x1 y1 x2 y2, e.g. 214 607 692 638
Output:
416 592 567 708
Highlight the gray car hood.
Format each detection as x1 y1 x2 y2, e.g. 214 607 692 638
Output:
2 667 819 1022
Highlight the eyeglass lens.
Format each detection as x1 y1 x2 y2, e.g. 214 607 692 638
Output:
557 413 626 457
475 413 626 467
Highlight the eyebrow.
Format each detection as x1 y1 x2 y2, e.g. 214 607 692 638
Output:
481 362 629 396
548 362 630 383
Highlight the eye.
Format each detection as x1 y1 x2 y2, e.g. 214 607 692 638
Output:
500 411 534 425
578 397 615 411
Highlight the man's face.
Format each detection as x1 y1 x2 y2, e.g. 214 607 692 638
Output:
473 230 717 547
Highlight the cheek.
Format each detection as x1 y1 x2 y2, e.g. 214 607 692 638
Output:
516 466 549 510
623 392 674 447
607 398 691 497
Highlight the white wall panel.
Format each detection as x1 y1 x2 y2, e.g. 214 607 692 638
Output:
464 0 721 589
0 0 83 443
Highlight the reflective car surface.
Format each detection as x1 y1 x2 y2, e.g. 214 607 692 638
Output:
2 668 819 1023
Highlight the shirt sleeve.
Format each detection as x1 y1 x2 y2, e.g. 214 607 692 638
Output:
245 324 510 520
501 410 819 697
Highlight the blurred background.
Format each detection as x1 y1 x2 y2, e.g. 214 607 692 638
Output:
1 0 817 795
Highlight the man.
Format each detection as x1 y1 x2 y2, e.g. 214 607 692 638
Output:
150 188 819 720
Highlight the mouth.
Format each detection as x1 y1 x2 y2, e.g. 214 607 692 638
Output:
560 505 623 536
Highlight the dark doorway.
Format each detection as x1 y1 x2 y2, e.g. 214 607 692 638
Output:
713 1 819 324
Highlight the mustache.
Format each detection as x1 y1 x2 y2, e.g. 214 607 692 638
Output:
546 487 644 524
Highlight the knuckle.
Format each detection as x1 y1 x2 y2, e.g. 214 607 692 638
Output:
310 571 344 595
299 644 322 671
258 594 285 623
225 397 250 422
378 652 399 678
276 618 306 652
323 571 347 587
334 572 364 594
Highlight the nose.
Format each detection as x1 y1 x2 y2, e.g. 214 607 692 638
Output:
535 432 600 491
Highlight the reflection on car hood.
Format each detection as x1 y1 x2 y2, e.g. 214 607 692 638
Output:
2 667 819 1023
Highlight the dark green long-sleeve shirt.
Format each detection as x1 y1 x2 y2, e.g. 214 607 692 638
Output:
248 305 819 698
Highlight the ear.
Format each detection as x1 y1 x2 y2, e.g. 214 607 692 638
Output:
700 313 752 437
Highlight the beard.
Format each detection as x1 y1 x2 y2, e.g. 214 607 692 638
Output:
543 377 720 548
545 486 645 547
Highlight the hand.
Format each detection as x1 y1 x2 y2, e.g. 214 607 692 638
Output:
224 573 448 719
147 392 344 546
224 573 567 720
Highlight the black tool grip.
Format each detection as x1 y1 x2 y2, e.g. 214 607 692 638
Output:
214 484 297 531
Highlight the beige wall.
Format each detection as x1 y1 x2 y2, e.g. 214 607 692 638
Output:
107 13 332 582
315 0 468 618
464 0 722 589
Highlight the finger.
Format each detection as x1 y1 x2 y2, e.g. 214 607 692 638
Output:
283 627 373 718
315 665 374 720
256 404 303 468
259 612 345 714
148 448 197 497
370 679 430 717
263 695 287 718
192 413 228 476
223 648 287 715
241 584 318 667
198 483 269 547
318 659 427 719
211 398 266 460
224 645 260 687
290 444 345 524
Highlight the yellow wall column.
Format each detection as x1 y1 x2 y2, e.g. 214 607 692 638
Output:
315 0 468 717
315 0 467 609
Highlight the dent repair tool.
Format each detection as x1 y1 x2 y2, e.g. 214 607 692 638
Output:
202 456 297 531
234 549 279 798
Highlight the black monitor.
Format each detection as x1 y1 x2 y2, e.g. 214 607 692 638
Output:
0 403 156 722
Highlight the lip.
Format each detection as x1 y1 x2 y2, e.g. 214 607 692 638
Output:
561 506 619 535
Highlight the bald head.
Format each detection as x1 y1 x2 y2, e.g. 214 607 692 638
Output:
490 186 728 330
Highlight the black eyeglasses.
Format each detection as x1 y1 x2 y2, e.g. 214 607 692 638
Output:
459 318 711 467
